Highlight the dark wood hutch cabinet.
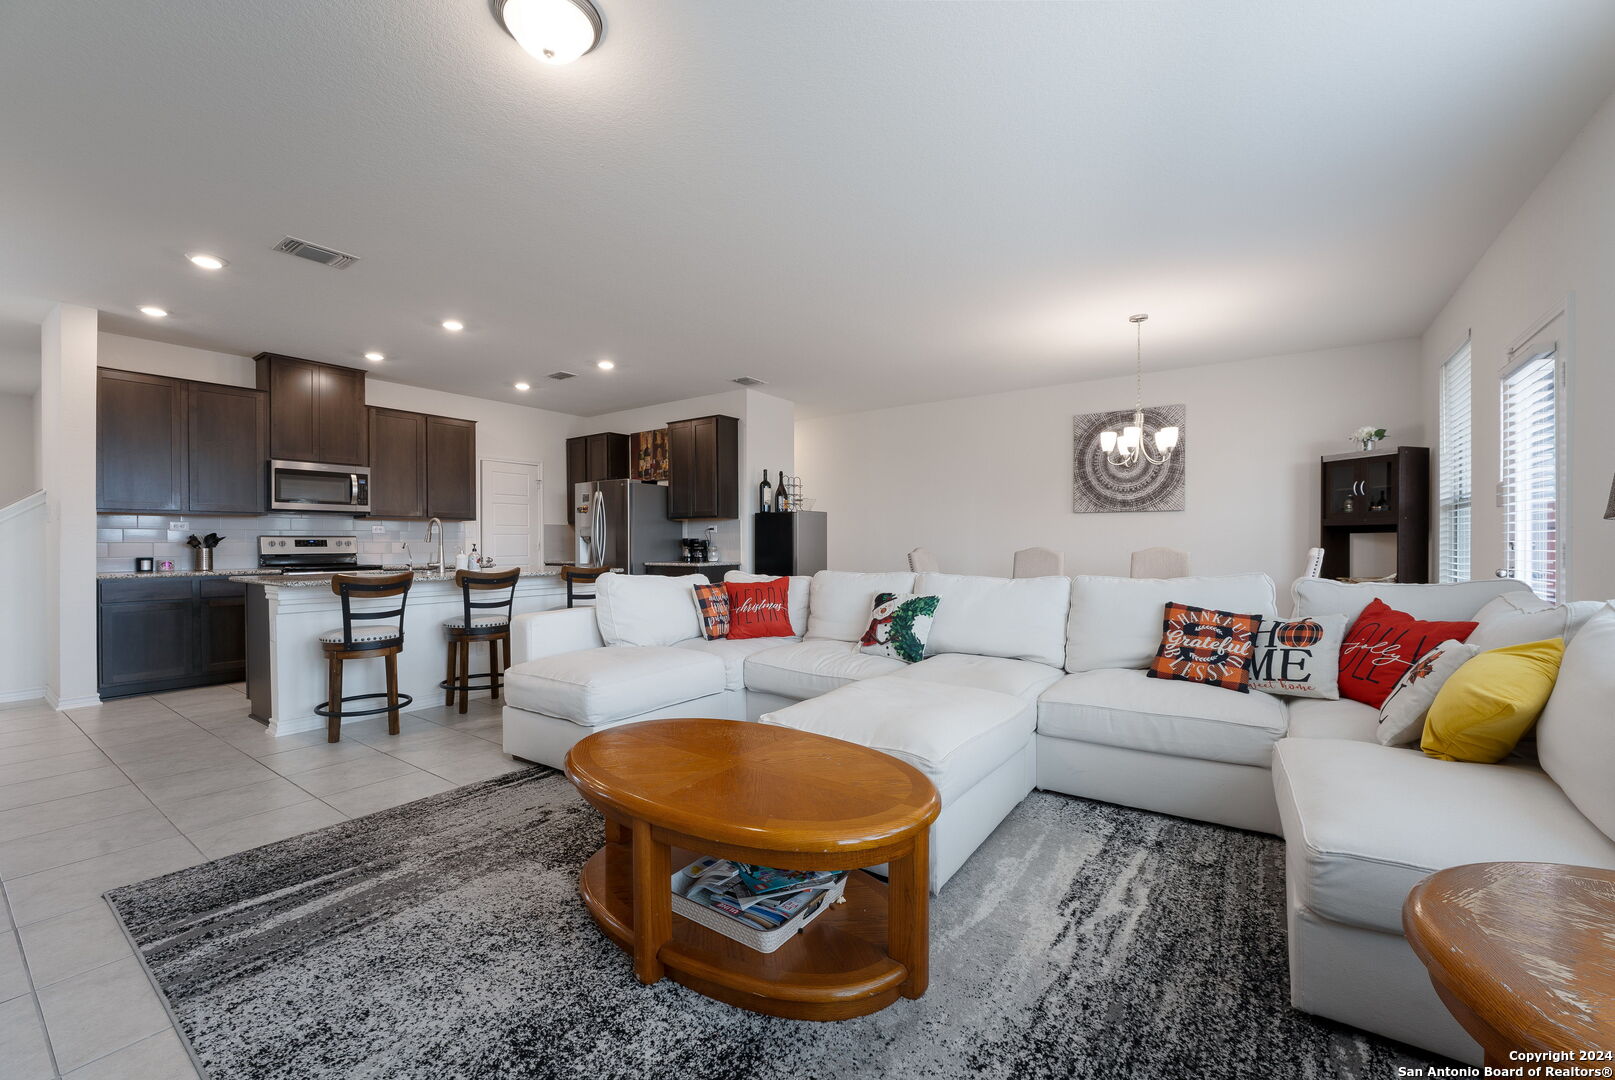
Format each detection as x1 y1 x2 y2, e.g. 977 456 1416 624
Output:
1318 447 1430 583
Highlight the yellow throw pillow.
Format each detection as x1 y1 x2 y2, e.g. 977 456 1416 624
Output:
1421 638 1565 763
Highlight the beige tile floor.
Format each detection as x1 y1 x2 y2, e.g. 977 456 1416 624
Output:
0 683 524 1079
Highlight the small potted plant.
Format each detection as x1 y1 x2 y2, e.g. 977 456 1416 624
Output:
1349 426 1387 452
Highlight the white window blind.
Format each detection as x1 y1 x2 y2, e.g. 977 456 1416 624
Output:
1499 348 1562 601
1437 342 1472 583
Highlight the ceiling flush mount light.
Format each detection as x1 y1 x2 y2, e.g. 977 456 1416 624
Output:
513 381 531 391
1099 314 1179 467
186 252 227 270
364 351 385 362
139 305 169 318
596 358 615 370
441 319 465 332
497 0 603 64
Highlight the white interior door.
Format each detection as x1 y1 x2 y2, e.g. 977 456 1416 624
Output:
479 459 542 571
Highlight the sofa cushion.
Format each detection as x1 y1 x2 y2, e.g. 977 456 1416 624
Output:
1065 573 1276 672
760 678 1034 805
673 636 799 692
805 571 916 642
1284 696 1378 742
887 652 1064 700
1037 668 1287 767
913 572 1070 667
593 572 705 647
742 639 907 700
725 572 811 637
1290 577 1531 626
1273 738 1615 934
1467 592 1606 652
1536 602 1615 839
504 646 724 726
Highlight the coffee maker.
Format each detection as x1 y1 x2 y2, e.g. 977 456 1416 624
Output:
680 537 710 563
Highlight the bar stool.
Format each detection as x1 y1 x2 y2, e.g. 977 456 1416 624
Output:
562 564 615 608
440 567 521 714
314 571 415 743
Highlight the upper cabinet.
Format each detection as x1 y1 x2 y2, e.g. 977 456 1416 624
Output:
255 353 368 465
367 407 427 519
97 369 267 515
563 432 630 523
425 415 477 520
666 414 739 520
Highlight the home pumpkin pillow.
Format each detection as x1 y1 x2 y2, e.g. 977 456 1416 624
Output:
858 592 940 664
724 577 795 639
1147 602 1260 693
1337 599 1478 709
1249 614 1347 699
1421 638 1565 763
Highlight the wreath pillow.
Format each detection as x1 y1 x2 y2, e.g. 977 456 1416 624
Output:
858 592 940 664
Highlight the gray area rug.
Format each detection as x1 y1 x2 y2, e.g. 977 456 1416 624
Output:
107 769 1442 1080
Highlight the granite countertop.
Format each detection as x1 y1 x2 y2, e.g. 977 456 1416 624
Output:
98 567 262 580
227 567 562 588
642 561 741 567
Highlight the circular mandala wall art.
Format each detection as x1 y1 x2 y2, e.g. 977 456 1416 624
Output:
1071 404 1187 513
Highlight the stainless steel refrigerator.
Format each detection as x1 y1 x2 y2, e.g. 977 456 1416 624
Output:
574 480 683 574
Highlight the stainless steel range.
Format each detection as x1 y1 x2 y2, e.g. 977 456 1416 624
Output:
256 535 383 575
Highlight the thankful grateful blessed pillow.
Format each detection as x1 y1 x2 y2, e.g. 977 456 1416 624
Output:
1147 602 1259 693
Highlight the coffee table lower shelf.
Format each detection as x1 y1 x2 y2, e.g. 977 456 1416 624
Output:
580 843 909 1020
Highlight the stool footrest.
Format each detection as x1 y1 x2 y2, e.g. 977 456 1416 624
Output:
439 673 500 692
315 692 416 720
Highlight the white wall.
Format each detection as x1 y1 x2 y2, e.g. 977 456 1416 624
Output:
42 305 100 708
0 393 38 506
0 493 47 702
1421 88 1615 603
796 340 1425 585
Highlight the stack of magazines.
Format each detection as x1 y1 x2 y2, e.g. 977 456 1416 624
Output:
677 857 847 932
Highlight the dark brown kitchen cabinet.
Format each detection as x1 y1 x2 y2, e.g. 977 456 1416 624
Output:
564 432 629 523
255 352 368 466
98 577 245 698
97 369 188 513
188 383 268 514
425 416 477 520
367 407 428 519
667 414 738 520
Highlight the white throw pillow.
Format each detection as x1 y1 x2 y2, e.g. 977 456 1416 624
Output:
593 572 706 647
724 572 810 637
1468 593 1604 651
1535 602 1615 839
806 570 916 642
913 572 1070 667
1250 614 1347 700
1066 574 1276 672
1374 639 1481 746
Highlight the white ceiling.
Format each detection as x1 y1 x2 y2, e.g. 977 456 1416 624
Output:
1 1 1613 417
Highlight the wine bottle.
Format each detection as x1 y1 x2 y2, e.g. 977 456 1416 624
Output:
772 470 785 512
758 469 772 513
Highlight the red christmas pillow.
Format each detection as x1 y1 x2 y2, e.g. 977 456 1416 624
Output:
724 578 794 640
1337 599 1478 708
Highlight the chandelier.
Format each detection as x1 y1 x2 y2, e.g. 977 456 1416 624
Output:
1100 314 1179 467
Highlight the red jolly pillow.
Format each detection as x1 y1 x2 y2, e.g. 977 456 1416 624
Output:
724 578 794 639
1337 599 1478 708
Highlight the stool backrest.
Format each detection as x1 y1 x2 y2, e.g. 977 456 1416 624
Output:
329 571 414 648
454 567 521 629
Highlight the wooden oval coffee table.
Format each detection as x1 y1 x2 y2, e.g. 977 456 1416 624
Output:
1404 862 1615 1065
564 717 941 1020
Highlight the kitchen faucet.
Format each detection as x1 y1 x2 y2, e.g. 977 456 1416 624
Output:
424 517 444 574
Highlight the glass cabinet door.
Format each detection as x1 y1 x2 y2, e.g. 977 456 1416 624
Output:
1325 461 1361 518
1362 457 1395 517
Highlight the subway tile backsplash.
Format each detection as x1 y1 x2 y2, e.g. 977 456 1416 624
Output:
95 514 467 574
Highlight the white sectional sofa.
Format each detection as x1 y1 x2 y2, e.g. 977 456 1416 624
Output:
501 567 1615 1064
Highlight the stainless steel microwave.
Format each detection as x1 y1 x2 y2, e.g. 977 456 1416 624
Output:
269 460 370 513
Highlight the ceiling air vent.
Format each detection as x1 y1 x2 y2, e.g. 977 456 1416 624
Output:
546 370 578 381
731 376 766 387
272 236 361 269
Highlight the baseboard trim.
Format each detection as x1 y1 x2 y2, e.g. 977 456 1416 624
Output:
44 690 102 711
0 687 47 705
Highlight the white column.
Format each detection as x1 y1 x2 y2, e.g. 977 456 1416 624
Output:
41 304 99 709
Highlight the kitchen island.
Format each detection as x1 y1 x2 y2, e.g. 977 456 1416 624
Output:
235 568 566 737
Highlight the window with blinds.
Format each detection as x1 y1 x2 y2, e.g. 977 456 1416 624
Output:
1499 348 1562 601
1437 343 1472 583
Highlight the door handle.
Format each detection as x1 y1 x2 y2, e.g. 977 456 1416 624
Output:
350 474 360 505
591 492 605 566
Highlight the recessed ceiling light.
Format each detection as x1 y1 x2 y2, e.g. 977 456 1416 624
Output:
497 0 603 64
596 358 615 370
441 319 465 332
186 252 227 270
364 351 385 362
513 381 531 391
139 305 168 318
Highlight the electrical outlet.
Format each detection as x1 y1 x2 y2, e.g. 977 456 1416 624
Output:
169 520 189 531
371 525 385 535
